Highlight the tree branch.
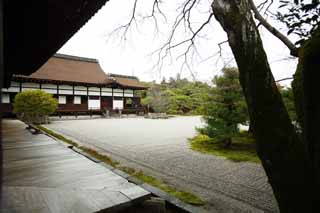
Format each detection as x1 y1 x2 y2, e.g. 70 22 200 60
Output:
248 0 299 57
275 77 293 82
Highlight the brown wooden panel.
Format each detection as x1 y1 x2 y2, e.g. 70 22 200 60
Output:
101 97 112 110
58 103 88 111
57 95 88 112
1 103 13 113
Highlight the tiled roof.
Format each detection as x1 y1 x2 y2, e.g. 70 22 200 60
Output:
14 54 148 89
107 74 148 89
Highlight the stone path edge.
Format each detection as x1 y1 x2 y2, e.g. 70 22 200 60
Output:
32 123 198 213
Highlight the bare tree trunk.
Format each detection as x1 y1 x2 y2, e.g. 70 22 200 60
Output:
248 118 254 134
212 0 312 211
223 137 232 148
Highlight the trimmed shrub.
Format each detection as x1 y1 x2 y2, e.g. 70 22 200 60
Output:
13 90 58 124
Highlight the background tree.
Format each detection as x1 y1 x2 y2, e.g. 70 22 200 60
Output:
141 85 170 113
142 75 210 115
203 67 248 147
13 90 58 124
279 86 297 123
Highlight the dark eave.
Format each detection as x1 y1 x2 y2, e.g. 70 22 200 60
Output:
12 76 103 87
3 0 109 87
12 75 148 90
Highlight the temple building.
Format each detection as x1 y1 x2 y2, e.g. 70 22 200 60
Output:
1 54 148 116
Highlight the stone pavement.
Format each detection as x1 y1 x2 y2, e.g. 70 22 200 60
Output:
2 119 150 213
45 116 279 212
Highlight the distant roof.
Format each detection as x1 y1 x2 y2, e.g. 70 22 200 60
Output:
54 53 98 63
108 74 146 88
14 54 148 89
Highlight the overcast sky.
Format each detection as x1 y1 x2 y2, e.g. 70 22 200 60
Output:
58 0 298 86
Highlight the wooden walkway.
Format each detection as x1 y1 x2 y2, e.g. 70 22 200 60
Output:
1 119 150 213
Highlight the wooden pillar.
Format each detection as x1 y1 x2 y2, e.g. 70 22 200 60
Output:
112 88 114 99
100 87 102 111
57 84 59 113
112 88 114 110
123 89 125 110
87 86 89 111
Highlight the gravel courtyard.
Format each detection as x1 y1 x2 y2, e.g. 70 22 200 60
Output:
45 116 278 212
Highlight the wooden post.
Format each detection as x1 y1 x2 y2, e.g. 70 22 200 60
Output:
112 88 114 112
100 87 102 111
122 89 125 111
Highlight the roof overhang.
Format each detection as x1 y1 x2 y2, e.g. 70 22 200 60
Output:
2 0 108 87
12 75 149 90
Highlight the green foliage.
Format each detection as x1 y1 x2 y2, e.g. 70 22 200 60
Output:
279 86 298 122
14 90 58 124
142 74 210 115
189 134 259 163
141 86 170 113
276 0 320 44
126 98 132 105
202 68 248 146
276 1 319 45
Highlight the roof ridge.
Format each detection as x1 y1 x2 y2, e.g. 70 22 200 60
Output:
54 53 98 63
107 73 138 80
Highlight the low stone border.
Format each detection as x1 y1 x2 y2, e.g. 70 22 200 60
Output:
144 113 169 119
72 147 101 163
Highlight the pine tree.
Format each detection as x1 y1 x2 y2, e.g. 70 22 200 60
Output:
203 67 248 147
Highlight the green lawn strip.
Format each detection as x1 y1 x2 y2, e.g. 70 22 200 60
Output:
133 171 205 206
77 146 120 167
37 125 79 147
190 134 260 163
37 125 205 206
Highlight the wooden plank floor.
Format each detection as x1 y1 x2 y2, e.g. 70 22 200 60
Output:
1 119 150 213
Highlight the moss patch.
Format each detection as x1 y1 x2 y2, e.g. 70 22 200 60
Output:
38 125 205 206
190 134 260 163
37 125 79 147
78 146 119 167
117 166 136 175
133 171 205 206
